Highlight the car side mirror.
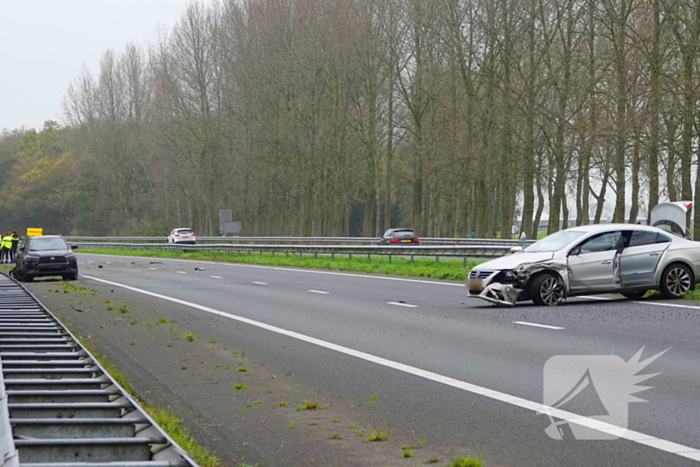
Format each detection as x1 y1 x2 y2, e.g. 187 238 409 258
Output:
509 246 523 254
71 244 79 250
569 246 580 256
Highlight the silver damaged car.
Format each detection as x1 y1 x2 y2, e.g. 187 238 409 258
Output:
467 221 700 306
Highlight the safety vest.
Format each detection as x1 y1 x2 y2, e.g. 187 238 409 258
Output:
2 236 12 249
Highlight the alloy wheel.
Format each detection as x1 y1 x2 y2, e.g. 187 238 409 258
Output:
540 276 565 306
665 266 691 297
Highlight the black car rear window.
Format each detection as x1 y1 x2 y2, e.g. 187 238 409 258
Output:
393 230 415 238
29 238 68 251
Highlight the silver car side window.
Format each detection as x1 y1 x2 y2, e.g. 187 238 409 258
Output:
629 230 657 247
578 232 621 254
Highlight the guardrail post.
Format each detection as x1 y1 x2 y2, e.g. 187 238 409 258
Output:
411 255 414 264
368 253 371 263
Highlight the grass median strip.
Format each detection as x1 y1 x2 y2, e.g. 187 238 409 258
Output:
80 247 479 281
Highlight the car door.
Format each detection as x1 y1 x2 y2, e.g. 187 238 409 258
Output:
15 239 29 272
619 230 671 287
379 230 392 245
568 231 622 292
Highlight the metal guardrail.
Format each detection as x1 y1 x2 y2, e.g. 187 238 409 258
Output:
73 242 514 260
0 274 199 466
66 236 536 246
0 359 18 467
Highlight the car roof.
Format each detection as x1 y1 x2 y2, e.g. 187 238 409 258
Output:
563 223 669 234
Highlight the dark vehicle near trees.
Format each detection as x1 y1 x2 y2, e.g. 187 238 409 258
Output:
379 228 420 245
14 235 78 282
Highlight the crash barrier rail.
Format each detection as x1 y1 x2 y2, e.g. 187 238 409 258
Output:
66 236 537 246
0 274 199 466
73 242 514 261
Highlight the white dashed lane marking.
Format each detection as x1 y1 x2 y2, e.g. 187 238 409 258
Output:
513 321 565 330
386 301 418 308
308 290 330 294
176 271 187 274
252 281 268 285
210 276 222 279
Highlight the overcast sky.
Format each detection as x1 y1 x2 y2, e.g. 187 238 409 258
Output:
1 0 193 132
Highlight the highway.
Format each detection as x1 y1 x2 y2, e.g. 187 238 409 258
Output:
25 252 700 466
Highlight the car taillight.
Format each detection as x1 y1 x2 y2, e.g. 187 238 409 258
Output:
390 238 400 243
174 234 180 237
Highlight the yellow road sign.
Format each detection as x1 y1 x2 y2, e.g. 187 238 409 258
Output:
26 228 43 236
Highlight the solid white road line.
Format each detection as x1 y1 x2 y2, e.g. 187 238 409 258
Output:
513 321 565 330
581 295 700 311
81 274 700 463
386 301 418 308
308 290 330 294
638 301 700 310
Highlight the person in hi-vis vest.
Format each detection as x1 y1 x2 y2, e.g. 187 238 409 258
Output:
0 232 12 264
9 231 19 262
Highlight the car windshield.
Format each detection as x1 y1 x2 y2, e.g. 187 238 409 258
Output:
525 230 586 252
29 238 68 251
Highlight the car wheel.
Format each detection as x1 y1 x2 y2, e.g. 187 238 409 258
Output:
63 273 78 281
23 274 34 282
530 273 565 306
621 290 647 300
660 264 693 299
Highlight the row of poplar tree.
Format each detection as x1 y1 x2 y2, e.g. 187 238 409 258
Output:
1 0 700 239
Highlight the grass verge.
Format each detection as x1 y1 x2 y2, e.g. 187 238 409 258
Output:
78 336 221 467
80 247 480 281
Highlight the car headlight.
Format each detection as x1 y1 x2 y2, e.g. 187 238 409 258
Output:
504 270 517 279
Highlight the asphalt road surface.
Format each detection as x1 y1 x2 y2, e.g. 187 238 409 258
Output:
22 253 700 467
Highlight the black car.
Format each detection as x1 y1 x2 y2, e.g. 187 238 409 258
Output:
378 228 420 245
14 235 79 282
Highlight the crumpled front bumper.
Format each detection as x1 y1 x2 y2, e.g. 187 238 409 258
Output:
470 282 523 306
